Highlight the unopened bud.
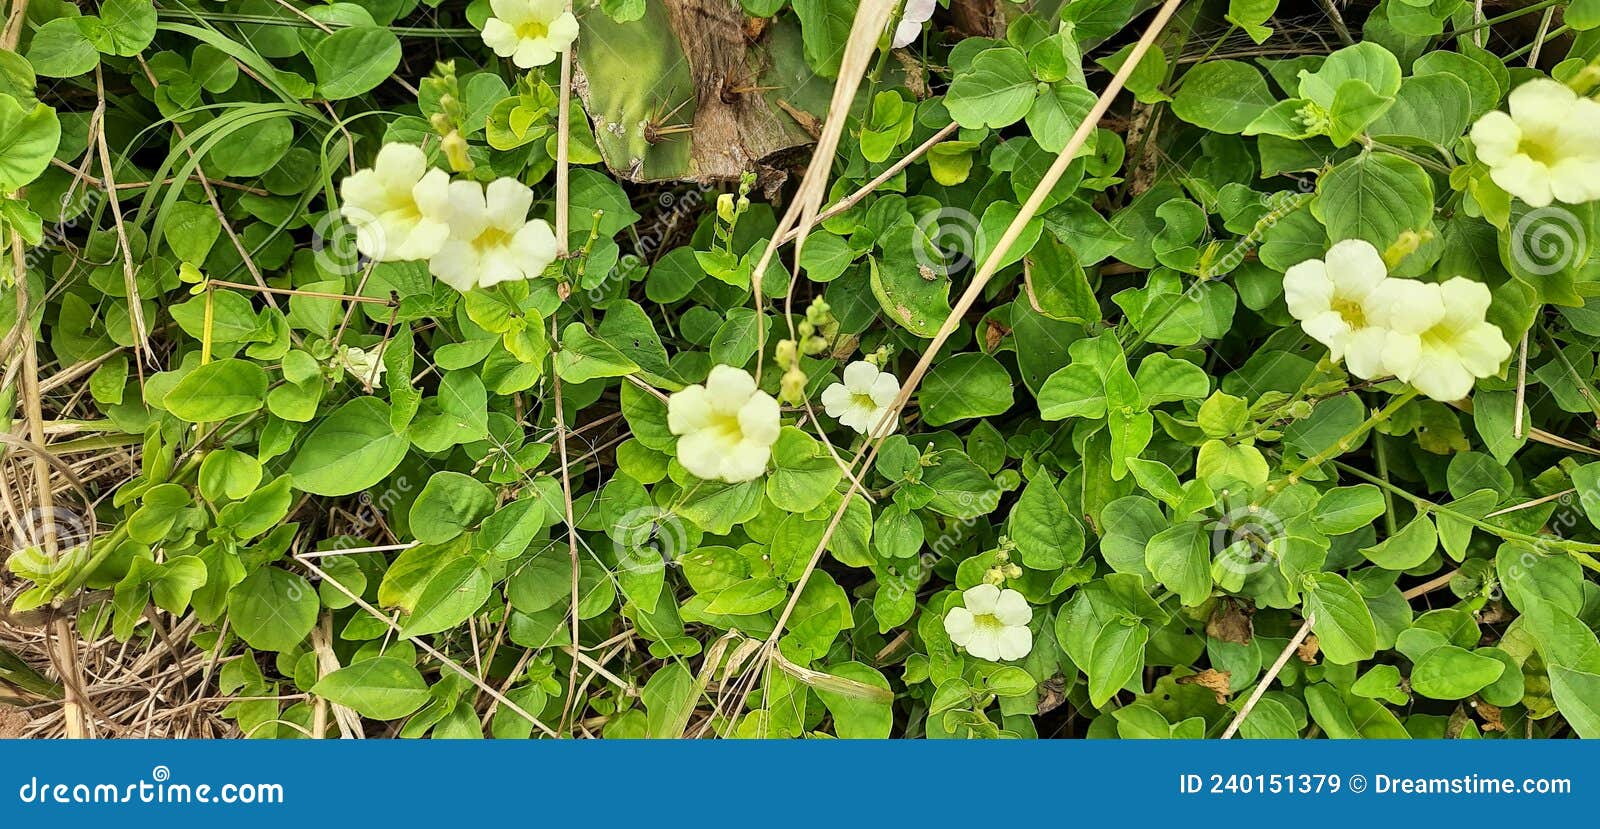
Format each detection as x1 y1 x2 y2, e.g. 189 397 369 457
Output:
442 131 472 173
775 338 797 369
1381 229 1431 269
780 364 808 405
1569 64 1600 96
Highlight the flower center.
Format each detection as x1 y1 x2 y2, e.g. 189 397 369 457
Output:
1331 295 1366 329
476 225 515 250
515 20 550 41
708 411 745 444
971 612 1004 635
1517 132 1561 166
1419 321 1463 353
851 391 878 410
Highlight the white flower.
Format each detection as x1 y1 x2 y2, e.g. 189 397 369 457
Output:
667 365 781 483
943 584 1032 662
1470 78 1600 207
482 0 579 69
338 143 451 262
1282 239 1391 379
336 345 386 388
429 178 559 293
1379 277 1512 402
892 0 936 49
820 361 900 437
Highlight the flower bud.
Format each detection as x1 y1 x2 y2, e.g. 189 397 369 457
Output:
441 131 473 173
775 338 798 369
716 193 736 222
780 364 808 406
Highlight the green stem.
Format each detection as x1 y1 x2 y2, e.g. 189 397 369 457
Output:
1506 25 1570 63
1287 390 1417 483
1333 460 1600 572
1453 0 1567 38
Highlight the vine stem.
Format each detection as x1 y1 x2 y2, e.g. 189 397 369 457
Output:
1286 390 1417 483
1454 0 1566 38
1332 460 1600 571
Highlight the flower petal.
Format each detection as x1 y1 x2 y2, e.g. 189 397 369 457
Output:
993 588 1032 626
1282 258 1333 322
737 392 781 447
943 607 976 645
1322 238 1387 297
842 360 879 392
667 385 712 434
1469 111 1521 166
997 625 1033 661
963 583 999 615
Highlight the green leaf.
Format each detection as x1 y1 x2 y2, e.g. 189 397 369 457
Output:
1311 485 1385 535
1368 73 1471 148
946 47 1037 129
309 26 401 100
1025 82 1096 154
199 449 263 501
1144 522 1213 607
97 0 158 56
312 656 431 720
921 353 1015 426
163 359 268 422
1361 514 1436 570
1170 60 1275 134
555 323 640 383
25 18 99 78
1410 645 1504 700
149 556 208 616
1008 475 1085 569
402 556 493 636
1133 353 1209 405
642 661 696 738
814 662 893 739
1226 0 1278 43
0 93 59 191
921 451 997 518
768 427 842 514
1297 41 1401 107
1311 151 1433 251
1549 666 1600 738
288 397 409 496
227 567 318 652
409 471 496 545
1088 620 1147 707
1303 572 1378 664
